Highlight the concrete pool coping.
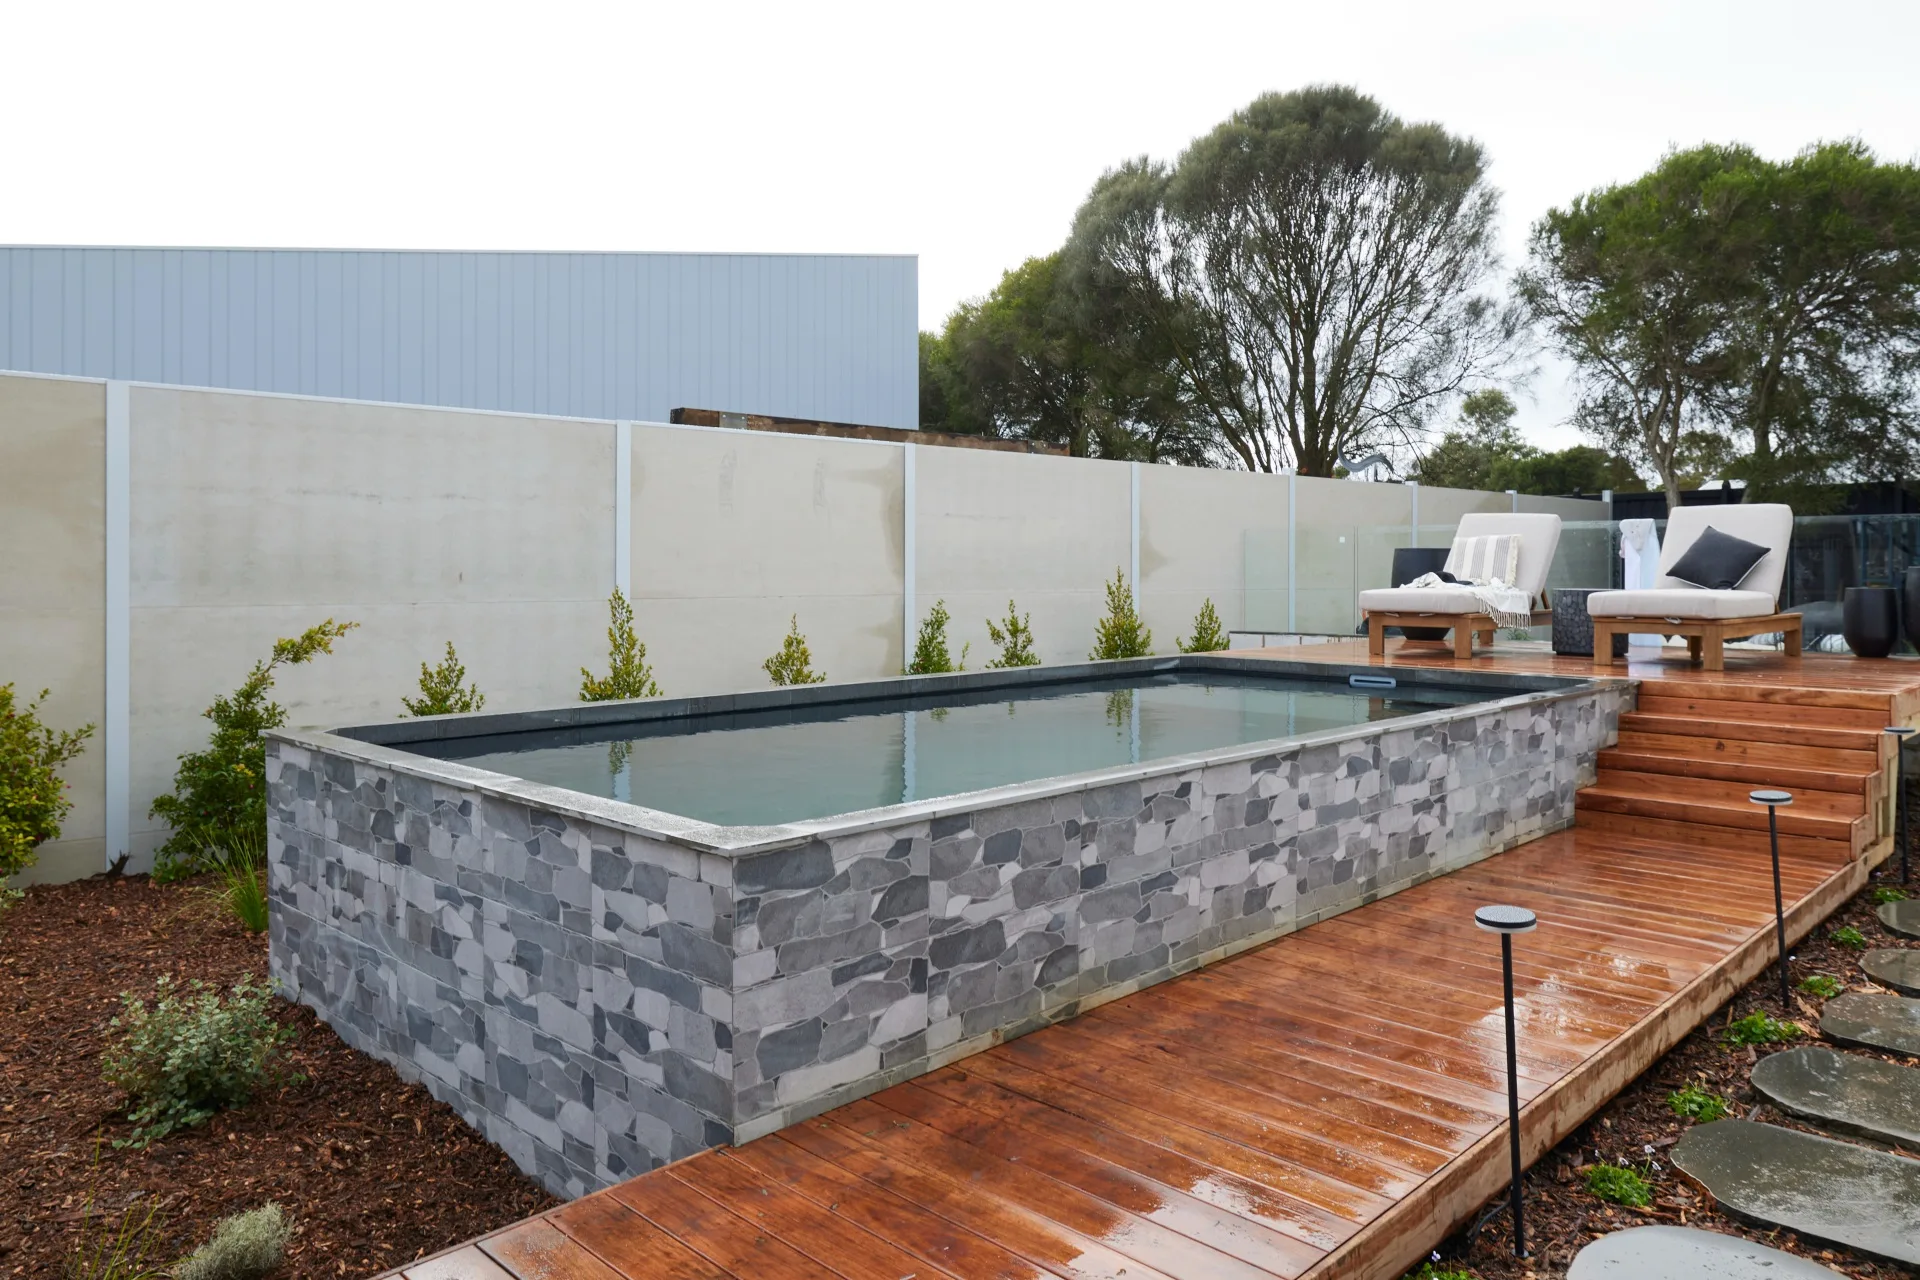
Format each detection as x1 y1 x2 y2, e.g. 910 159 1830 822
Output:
269 653 1623 860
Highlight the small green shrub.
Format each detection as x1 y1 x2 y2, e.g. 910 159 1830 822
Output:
985 601 1040 668
1583 1161 1654 1207
1 683 95 881
100 975 296 1147
906 600 968 675
763 616 827 686
1722 1011 1800 1046
402 641 485 716
175 1203 291 1280
0 884 21 923
1177 598 1230 653
1090 569 1152 660
66 1191 165 1280
1799 973 1843 999
580 588 662 701
1872 885 1908 904
1667 1083 1730 1122
202 823 269 934
1404 1263 1475 1280
1830 924 1868 951
148 621 355 881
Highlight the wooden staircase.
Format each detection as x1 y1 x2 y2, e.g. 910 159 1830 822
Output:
1577 678 1897 865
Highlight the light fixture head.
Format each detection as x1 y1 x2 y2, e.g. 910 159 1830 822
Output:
1885 726 1917 737
1748 789 1794 807
1474 904 1537 934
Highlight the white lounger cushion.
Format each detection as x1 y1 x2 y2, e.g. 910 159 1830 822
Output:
1356 586 1489 614
1586 588 1777 620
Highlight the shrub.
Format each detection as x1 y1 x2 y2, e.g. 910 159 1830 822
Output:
0 884 21 923
1830 924 1868 950
580 588 661 701
100 975 296 1147
1583 1161 1653 1207
201 823 269 934
175 1204 291 1280
0 684 95 881
764 616 827 686
1178 598 1230 653
1873 885 1910 904
985 601 1040 668
1667 1082 1730 1122
1722 1011 1800 1046
148 621 356 881
906 600 968 675
1799 973 1843 999
1405 1264 1475 1280
402 641 485 716
1090 569 1151 660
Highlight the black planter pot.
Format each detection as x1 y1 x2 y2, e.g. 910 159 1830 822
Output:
1904 567 1920 649
1391 547 1452 640
1843 586 1899 659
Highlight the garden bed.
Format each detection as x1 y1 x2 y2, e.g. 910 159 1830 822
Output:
1429 870 1916 1280
0 873 555 1279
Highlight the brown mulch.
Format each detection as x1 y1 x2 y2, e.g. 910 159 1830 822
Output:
1434 869 1916 1280
0 874 555 1279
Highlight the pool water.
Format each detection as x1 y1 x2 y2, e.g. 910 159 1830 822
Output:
422 671 1487 827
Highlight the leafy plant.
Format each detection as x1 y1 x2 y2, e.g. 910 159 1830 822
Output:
985 601 1041 668
0 884 21 923
1583 1161 1654 1207
175 1203 292 1280
66 1189 165 1280
579 588 662 701
1799 973 1844 999
0 683 95 881
1404 1264 1475 1280
1722 1011 1800 1047
763 616 827 686
192 823 269 934
1090 569 1151 660
1872 885 1909 904
906 600 968 675
1177 598 1230 653
1830 924 1868 951
1667 1083 1731 1123
401 641 485 716
148 621 356 881
100 975 297 1147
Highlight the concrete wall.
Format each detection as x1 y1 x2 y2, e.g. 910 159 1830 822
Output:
0 370 1610 882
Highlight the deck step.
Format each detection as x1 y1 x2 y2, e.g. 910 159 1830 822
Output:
1590 768 1864 819
1618 712 1883 753
1634 690 1893 725
1611 729 1876 775
1598 747 1873 796
1573 809 1855 866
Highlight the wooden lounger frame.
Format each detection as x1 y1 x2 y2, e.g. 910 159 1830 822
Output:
1590 612 1803 673
1364 610 1552 660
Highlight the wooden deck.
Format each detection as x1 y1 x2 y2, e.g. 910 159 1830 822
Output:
391 641 1920 1280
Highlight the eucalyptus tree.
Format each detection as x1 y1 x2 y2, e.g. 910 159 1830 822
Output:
1065 85 1519 476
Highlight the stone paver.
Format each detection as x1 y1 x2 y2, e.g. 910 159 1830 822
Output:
1751 1045 1920 1147
1567 1224 1844 1278
1879 898 1920 939
1820 991 1920 1057
1671 1119 1920 1266
1863 947 1920 997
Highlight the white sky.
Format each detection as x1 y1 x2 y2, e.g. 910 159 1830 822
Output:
6 0 1917 450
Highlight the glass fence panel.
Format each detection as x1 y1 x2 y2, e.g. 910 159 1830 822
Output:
1293 524 1360 634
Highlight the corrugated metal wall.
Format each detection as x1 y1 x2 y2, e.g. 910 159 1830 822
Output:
0 247 918 428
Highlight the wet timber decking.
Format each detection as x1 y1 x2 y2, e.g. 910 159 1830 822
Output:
390 641 1919 1280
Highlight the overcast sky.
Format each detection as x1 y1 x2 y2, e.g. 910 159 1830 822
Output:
7 0 1917 448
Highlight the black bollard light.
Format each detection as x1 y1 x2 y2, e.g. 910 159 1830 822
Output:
1886 727 1916 885
1750 789 1794 1011
1475 903 1537 1259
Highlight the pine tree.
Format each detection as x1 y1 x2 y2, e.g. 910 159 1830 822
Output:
1089 570 1152 660
1177 598 1230 653
402 641 486 716
984 601 1040 668
764 616 827 685
905 600 969 674
580 588 662 701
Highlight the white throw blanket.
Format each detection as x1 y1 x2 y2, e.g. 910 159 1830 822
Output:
1404 571 1535 629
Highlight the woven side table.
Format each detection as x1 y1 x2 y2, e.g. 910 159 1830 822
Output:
1553 587 1628 658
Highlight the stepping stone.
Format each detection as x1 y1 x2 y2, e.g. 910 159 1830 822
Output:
1672 1119 1920 1266
1881 898 1920 939
1863 947 1920 996
1751 1045 1920 1147
1567 1224 1844 1277
1821 991 1920 1056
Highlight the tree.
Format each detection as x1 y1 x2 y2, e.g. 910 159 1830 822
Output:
764 616 827 685
1090 570 1152 660
906 601 968 674
1498 445 1642 497
1066 85 1519 476
580 588 661 701
403 642 486 716
984 601 1040 668
1411 390 1525 490
1178 599 1230 653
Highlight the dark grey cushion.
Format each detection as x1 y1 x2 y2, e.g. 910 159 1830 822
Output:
1667 524 1769 590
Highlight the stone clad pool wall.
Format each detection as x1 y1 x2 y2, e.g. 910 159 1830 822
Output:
267 667 1630 1198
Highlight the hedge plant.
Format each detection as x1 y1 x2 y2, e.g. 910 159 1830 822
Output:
764 616 827 685
0 684 95 881
906 600 968 674
402 641 485 716
985 601 1040 668
1178 598 1230 653
1090 569 1152 660
580 588 661 700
